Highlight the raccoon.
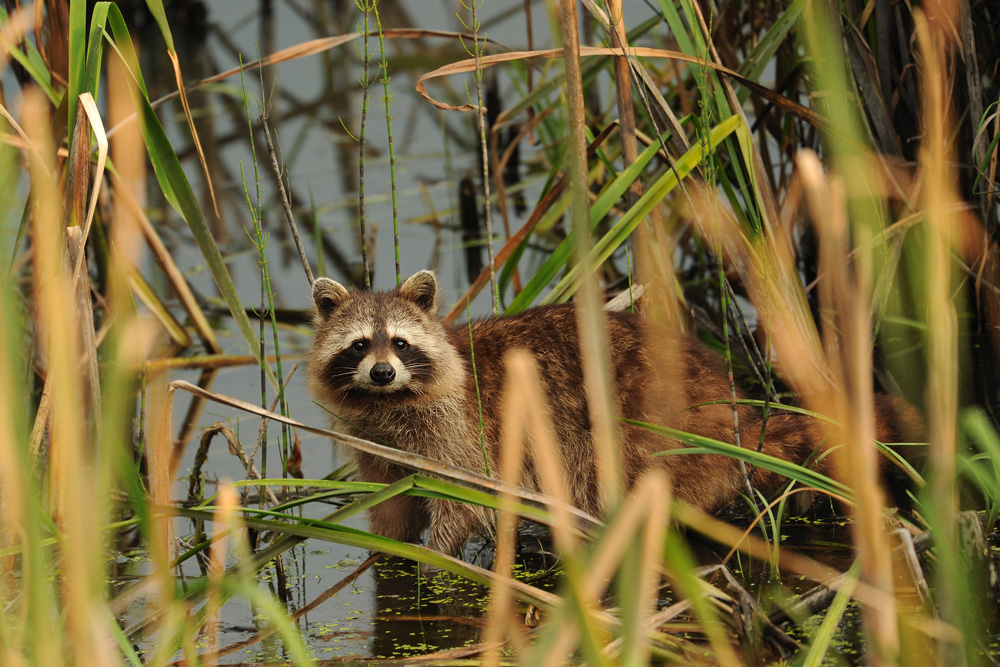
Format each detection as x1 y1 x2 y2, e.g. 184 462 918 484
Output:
306 271 921 557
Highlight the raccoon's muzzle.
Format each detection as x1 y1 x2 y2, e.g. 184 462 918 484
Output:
370 362 396 385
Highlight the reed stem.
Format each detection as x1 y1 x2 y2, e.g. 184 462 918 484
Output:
373 2 400 285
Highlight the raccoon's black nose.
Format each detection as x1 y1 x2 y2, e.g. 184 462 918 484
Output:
370 362 396 385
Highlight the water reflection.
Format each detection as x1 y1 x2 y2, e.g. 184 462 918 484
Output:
370 556 485 658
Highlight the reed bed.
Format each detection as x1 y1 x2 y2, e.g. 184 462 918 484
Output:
0 0 998 665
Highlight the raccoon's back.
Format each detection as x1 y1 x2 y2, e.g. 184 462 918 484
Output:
447 305 651 443
447 304 738 449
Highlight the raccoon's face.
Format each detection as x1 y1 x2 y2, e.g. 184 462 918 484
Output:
308 271 446 404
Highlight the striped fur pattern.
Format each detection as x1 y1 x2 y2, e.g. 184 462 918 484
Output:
307 271 922 557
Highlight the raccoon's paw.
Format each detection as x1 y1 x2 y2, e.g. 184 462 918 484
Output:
419 560 441 576
426 500 480 558
427 527 471 561
367 496 429 544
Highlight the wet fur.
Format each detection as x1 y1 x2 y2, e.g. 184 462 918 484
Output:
307 272 922 556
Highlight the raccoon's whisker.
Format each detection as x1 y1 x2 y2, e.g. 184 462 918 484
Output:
325 370 360 379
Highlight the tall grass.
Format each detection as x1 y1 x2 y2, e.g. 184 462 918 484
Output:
0 0 998 665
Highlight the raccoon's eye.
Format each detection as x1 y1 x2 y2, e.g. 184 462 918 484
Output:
351 340 368 353
393 338 408 351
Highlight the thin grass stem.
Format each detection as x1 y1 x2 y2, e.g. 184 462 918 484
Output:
356 0 374 288
372 1 400 285
460 0 498 312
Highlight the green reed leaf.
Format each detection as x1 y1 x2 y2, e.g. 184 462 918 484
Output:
624 416 852 500
542 115 741 305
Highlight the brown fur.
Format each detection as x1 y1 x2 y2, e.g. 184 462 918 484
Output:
306 272 922 556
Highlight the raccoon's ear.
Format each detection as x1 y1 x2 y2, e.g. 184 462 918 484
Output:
312 277 350 320
398 270 438 313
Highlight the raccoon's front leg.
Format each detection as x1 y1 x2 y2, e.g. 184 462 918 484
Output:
367 494 429 544
426 498 486 557
357 457 430 544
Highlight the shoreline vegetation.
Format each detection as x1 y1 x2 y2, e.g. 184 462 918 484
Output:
1 0 999 664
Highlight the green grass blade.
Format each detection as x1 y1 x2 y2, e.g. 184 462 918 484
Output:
142 0 175 52
172 506 551 604
101 8 273 377
962 408 1000 463
226 576 315 665
689 398 925 483
67 0 87 128
656 0 698 61
737 0 806 96
412 475 561 526
84 3 113 98
624 417 852 499
229 473 563 533
500 14 663 123
960 408 1000 515
0 10 58 103
661 528 743 665
230 478 382 493
105 606 144 667
317 475 417 525
506 127 673 314
542 115 741 304
801 561 860 667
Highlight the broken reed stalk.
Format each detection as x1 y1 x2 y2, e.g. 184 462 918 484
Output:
191 423 280 507
259 112 314 286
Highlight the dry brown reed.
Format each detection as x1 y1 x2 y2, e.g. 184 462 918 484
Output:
482 350 548 667
25 87 108 661
686 152 937 661
203 483 239 665
800 149 900 664
558 0 622 511
915 6 966 664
